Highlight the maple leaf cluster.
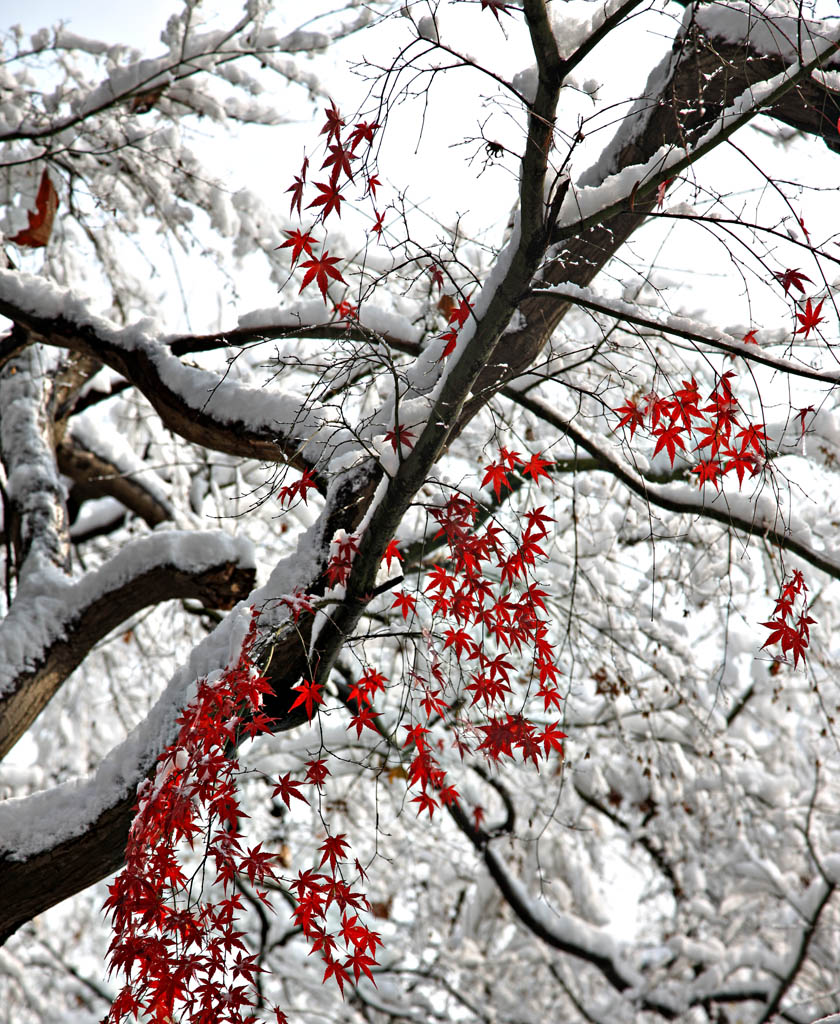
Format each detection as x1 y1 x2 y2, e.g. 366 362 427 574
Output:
104 612 290 1024
614 372 768 489
385 448 565 820
277 466 319 506
103 611 380 1021
772 267 826 340
281 102 381 303
760 569 816 668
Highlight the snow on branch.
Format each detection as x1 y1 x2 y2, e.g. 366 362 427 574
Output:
0 530 255 759
57 424 174 529
505 388 840 582
0 270 327 468
532 282 840 386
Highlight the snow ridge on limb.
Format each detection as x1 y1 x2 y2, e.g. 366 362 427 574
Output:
531 283 840 386
0 530 255 759
0 270 327 470
506 387 840 583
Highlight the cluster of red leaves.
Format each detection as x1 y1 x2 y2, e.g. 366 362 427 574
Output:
103 612 290 1024
326 529 360 588
105 611 382 1020
614 371 768 490
760 570 816 668
281 103 381 303
437 291 473 360
388 448 566 819
772 267 825 339
284 673 383 994
277 467 318 506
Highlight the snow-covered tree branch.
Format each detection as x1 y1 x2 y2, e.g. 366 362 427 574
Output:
2 3 840 1023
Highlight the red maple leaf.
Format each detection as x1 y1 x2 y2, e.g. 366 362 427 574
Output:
691 458 721 490
774 267 812 295
272 772 310 810
796 405 815 436
305 758 330 788
411 790 439 818
447 296 473 329
723 448 760 488
614 398 645 438
320 101 344 145
348 120 380 151
11 168 59 248
318 833 350 873
521 451 553 482
480 0 516 22
348 706 381 738
382 539 403 570
655 178 672 210
299 250 346 300
439 329 458 360
321 142 355 183
286 156 308 218
384 424 415 451
278 228 318 265
308 180 346 220
289 678 324 720
794 297 825 339
481 459 512 499
651 422 686 466
392 589 416 619
734 422 768 455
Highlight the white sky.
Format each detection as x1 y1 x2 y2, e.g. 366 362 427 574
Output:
9 0 184 49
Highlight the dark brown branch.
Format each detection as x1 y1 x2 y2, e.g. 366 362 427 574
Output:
0 550 255 759
505 387 840 582
58 432 173 528
0 287 319 473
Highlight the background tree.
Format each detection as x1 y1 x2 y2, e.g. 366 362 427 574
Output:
2 1 840 1022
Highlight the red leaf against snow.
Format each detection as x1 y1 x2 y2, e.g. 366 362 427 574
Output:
308 180 346 220
11 169 59 248
382 539 403 570
651 422 686 466
348 120 380 152
299 249 346 300
278 228 318 265
481 460 512 499
286 156 308 218
795 297 825 339
774 268 812 295
272 772 310 810
289 678 324 720
320 101 344 145
321 142 355 183
480 0 516 21
521 451 553 482
392 590 416 619
384 425 415 451
691 458 721 490
614 398 645 438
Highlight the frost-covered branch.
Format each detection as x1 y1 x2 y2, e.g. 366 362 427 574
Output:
505 387 840 582
57 428 173 529
0 530 255 759
0 272 325 470
0 343 70 577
